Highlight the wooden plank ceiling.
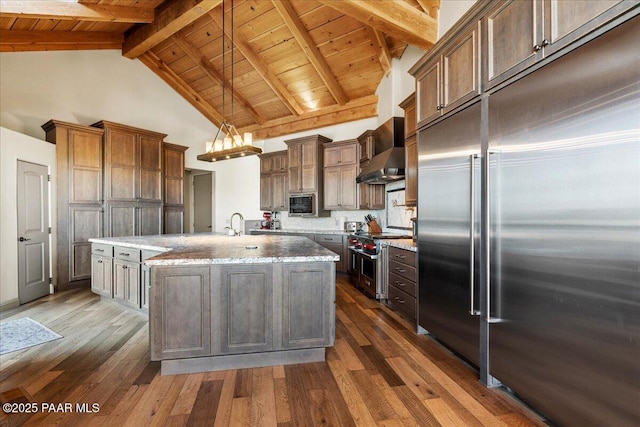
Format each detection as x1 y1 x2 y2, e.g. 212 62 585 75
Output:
0 0 439 140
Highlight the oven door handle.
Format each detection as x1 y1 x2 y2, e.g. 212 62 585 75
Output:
349 248 378 260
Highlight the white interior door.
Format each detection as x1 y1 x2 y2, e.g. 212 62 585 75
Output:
17 160 51 304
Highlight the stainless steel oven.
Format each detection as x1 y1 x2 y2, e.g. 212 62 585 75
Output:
349 233 406 299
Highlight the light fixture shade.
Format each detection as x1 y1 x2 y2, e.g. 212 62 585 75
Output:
214 139 223 151
223 136 232 150
244 132 253 146
233 134 243 146
206 141 214 153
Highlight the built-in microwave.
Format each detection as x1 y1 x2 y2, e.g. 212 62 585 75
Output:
289 194 315 216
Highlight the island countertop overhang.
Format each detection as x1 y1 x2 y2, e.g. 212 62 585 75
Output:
89 234 340 266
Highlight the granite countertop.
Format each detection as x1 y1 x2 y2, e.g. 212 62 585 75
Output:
249 228 351 235
381 239 417 252
89 234 340 266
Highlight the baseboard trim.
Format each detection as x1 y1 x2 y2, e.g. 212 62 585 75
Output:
0 299 20 312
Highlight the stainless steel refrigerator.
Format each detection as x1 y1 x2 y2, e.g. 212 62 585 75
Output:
418 16 639 427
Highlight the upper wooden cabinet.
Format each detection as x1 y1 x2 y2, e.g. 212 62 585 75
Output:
93 121 166 203
287 135 331 194
400 94 417 207
42 120 105 289
484 0 637 88
323 140 359 211
357 130 375 164
259 150 289 212
416 23 480 127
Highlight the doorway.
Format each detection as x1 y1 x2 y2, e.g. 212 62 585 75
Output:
16 160 51 304
186 170 214 233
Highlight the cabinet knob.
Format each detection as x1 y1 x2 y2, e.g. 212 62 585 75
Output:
541 39 550 47
436 105 441 111
97 260 103 264
395 268 406 273
533 43 542 52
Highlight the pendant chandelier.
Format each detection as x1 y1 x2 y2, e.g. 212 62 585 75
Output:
197 0 260 162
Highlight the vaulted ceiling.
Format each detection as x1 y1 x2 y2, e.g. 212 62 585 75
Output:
0 0 438 139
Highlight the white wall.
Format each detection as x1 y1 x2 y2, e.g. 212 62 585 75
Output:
0 127 57 308
0 0 476 304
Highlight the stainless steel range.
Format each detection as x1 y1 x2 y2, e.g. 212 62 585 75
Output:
348 232 411 299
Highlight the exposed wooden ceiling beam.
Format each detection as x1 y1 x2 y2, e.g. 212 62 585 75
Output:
123 0 222 59
272 0 348 106
317 0 437 51
0 29 123 52
209 7 305 116
0 1 154 23
240 95 378 140
139 51 224 126
172 32 265 125
416 0 441 19
370 27 392 77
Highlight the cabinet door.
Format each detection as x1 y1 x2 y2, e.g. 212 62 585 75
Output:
150 266 211 360
369 184 386 210
260 174 273 210
325 144 357 167
125 261 140 307
113 259 127 300
141 264 150 310
339 166 358 210
282 263 334 349
68 129 103 203
288 143 302 192
139 135 163 202
417 58 441 126
163 148 184 205
70 206 102 280
91 255 112 297
260 156 274 174
442 23 480 114
324 146 343 167
105 202 136 238
219 265 273 354
272 172 288 211
138 203 162 236
485 0 543 88
273 153 288 173
405 135 418 207
163 206 184 234
300 141 318 192
543 0 629 57
105 129 137 201
324 167 341 210
358 181 370 210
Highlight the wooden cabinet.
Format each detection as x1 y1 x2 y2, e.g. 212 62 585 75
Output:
484 0 636 88
400 93 417 207
416 23 480 127
386 246 417 321
323 140 359 210
150 261 335 365
355 131 386 210
113 246 141 308
281 263 334 349
219 265 274 354
286 134 331 194
163 143 188 234
259 150 289 211
42 120 105 290
91 252 113 297
314 234 347 273
150 266 211 360
94 121 166 238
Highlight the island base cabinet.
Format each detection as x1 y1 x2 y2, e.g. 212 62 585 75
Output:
113 259 140 308
282 264 335 349
90 255 112 297
150 266 211 360
150 262 336 374
218 265 273 354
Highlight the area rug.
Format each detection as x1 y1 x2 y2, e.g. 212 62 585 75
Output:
0 317 62 355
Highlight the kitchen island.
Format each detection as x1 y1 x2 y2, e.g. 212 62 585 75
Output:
89 234 338 375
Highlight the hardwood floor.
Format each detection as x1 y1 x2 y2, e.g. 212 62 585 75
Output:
0 276 546 426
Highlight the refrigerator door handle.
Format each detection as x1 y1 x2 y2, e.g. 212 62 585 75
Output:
469 154 480 315
486 150 503 324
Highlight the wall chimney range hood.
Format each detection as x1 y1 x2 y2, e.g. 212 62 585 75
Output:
356 117 405 184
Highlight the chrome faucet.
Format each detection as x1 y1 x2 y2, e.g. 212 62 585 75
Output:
229 212 244 236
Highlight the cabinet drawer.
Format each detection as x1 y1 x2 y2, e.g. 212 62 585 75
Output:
91 243 113 257
388 247 416 267
388 271 416 298
114 246 141 262
314 234 344 244
388 260 416 283
388 285 416 320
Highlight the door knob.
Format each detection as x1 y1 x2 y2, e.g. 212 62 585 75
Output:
19 237 31 242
